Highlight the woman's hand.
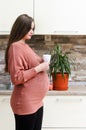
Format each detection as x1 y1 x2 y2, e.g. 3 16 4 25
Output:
34 62 49 73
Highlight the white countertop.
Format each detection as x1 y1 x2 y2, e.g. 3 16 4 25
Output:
0 85 86 96
48 86 86 96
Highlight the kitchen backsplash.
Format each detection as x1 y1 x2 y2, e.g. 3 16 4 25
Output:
0 35 86 90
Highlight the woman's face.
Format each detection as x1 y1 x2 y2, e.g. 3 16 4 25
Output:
24 21 35 40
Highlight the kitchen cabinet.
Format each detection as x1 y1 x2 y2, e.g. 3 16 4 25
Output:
34 0 86 35
42 129 85 130
0 0 33 34
42 95 86 130
0 95 14 130
1 0 86 35
0 94 86 130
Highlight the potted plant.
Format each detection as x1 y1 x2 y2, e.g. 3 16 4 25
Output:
49 44 71 90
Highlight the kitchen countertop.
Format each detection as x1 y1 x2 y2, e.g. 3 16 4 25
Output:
48 86 86 96
0 85 86 96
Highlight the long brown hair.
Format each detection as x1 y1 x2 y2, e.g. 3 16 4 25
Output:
5 14 34 72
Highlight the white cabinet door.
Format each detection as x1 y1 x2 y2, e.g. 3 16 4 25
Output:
0 95 15 130
42 129 85 130
0 0 33 34
42 96 86 128
42 129 86 130
34 0 86 35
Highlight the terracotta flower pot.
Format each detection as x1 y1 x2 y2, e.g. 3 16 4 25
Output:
52 73 69 90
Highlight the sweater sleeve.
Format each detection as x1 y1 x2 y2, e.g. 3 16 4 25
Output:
8 44 37 85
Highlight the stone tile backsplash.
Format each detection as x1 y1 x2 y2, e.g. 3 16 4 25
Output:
0 35 86 89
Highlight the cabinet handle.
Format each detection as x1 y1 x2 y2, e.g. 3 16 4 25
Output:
56 98 82 103
53 30 78 34
1 98 10 103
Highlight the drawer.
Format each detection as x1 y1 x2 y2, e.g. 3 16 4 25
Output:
42 96 86 128
42 128 86 130
0 95 15 130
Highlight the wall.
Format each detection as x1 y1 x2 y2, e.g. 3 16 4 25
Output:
0 35 86 90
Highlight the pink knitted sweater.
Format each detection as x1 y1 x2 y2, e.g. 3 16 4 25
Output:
8 41 49 115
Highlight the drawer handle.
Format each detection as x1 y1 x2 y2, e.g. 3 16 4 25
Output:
56 98 82 103
1 98 10 103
